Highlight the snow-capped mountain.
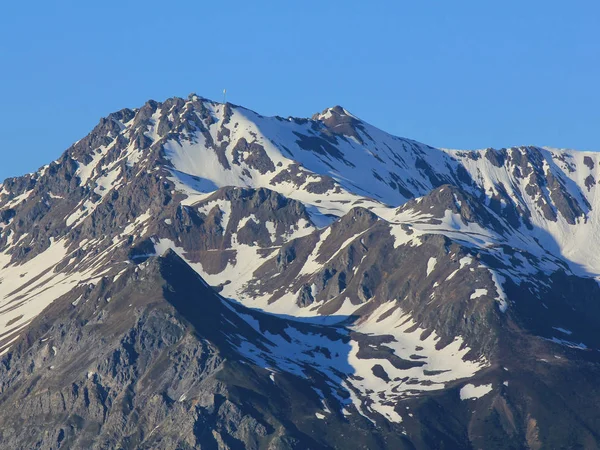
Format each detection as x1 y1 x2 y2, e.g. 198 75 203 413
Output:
0 94 599 449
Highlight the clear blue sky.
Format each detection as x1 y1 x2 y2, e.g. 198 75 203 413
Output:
1 1 598 181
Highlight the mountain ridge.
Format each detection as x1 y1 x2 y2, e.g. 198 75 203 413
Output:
1 94 600 448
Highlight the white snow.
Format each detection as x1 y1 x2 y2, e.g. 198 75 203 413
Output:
446 269 460 281
159 99 458 221
229 301 488 424
0 238 111 354
75 146 108 185
265 221 277 243
198 199 232 231
460 383 493 400
426 257 437 277
549 337 587 350
299 228 331 276
552 327 573 335
470 289 488 300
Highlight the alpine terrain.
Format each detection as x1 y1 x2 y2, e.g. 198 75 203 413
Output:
1 94 600 449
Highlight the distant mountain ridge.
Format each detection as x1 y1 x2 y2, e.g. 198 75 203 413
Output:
0 94 599 449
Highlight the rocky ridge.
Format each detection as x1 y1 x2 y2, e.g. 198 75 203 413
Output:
0 94 599 448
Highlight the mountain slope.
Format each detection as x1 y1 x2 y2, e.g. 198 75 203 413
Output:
0 94 600 449
0 251 411 449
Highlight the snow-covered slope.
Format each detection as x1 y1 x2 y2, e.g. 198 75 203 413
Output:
161 98 462 214
450 146 600 277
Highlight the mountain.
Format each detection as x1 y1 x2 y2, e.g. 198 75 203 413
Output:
1 93 600 449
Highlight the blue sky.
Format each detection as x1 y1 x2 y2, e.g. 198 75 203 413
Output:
0 1 598 181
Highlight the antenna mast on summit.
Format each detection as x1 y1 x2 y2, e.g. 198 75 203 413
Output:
223 88 227 104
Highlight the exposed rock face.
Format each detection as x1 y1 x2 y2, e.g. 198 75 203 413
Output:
1 95 600 449
0 253 416 450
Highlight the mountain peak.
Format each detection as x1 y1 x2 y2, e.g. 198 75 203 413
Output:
312 105 355 121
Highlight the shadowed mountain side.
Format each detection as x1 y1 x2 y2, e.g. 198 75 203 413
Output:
0 251 415 450
1 249 598 449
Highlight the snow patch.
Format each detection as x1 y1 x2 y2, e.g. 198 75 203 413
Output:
460 383 493 400
470 289 487 299
426 257 437 277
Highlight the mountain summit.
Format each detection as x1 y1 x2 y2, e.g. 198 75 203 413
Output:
0 95 599 449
